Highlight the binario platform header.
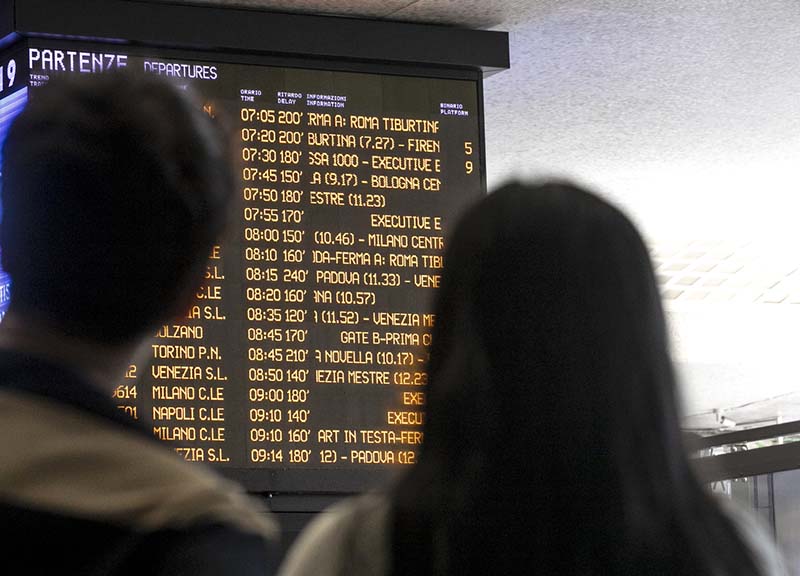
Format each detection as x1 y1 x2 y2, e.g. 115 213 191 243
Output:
8 40 484 492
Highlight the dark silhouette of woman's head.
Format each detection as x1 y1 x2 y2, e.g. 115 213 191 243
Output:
391 181 762 575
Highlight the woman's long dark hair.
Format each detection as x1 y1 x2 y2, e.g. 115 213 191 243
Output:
390 181 762 575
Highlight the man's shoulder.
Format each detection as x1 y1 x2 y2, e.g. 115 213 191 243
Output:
0 494 279 575
0 386 277 539
0 350 279 574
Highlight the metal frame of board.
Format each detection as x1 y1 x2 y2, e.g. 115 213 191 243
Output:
0 0 508 73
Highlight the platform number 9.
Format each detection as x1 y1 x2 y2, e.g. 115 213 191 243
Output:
0 59 16 94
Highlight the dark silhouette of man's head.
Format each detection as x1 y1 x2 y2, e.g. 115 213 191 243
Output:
0 72 233 344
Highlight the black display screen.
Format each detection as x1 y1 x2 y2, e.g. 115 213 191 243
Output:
6 40 484 492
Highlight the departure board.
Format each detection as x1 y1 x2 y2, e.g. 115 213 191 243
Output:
5 40 484 491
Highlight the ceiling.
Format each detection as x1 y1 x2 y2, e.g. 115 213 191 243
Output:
150 0 800 435
144 0 543 28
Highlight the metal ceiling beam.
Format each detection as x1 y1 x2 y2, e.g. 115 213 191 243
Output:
687 420 800 451
692 440 800 483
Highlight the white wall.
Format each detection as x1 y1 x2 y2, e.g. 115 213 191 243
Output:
483 0 800 428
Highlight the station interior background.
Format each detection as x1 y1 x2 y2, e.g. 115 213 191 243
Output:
66 0 800 572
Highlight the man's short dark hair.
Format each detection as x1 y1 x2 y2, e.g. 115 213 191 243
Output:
1 72 234 343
